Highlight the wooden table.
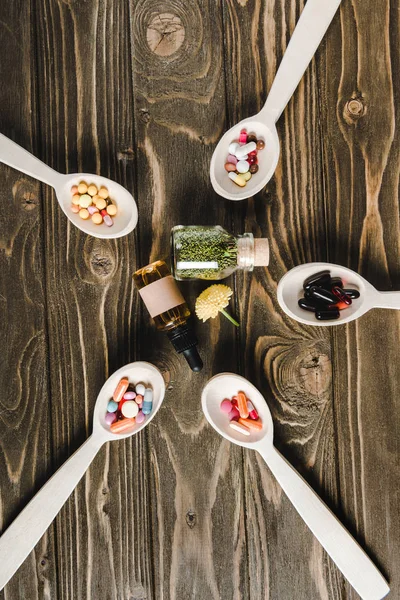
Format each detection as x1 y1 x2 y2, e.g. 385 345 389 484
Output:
0 1 398 598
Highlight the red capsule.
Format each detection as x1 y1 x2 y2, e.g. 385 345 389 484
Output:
247 156 258 165
100 209 108 217
247 400 258 420
248 150 257 157
332 286 352 305
239 130 247 144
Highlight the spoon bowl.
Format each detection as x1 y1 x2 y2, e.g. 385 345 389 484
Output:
0 361 165 590
277 262 400 326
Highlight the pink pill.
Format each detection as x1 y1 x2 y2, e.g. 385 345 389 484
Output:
228 407 240 421
71 204 80 213
105 412 117 425
227 154 238 165
220 399 232 413
136 411 145 424
104 215 113 227
87 205 99 215
124 391 136 400
135 394 143 405
71 185 79 195
239 130 247 144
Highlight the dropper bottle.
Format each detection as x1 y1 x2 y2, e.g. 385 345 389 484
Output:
133 260 203 372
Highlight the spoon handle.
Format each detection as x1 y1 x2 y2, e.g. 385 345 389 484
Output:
260 0 342 123
0 133 62 187
0 434 103 591
374 291 400 310
258 445 389 600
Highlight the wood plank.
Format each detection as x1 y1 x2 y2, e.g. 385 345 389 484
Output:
321 0 400 597
129 1 250 598
0 1 58 598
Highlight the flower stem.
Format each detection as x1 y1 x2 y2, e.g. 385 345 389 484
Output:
220 309 239 327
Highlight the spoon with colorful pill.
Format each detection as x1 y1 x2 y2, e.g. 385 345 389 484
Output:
210 0 342 201
277 262 400 326
202 373 389 600
0 361 165 591
0 133 138 238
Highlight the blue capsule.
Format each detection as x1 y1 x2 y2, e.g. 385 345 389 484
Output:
142 388 153 415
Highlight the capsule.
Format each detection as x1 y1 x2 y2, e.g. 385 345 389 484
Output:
303 270 331 291
246 400 259 420
229 421 250 436
315 309 340 320
343 288 360 299
329 277 344 289
298 298 328 312
110 417 136 434
228 407 240 421
235 141 257 159
228 172 246 187
332 286 352 305
135 383 146 396
142 388 153 415
239 130 248 144
237 392 249 419
308 286 337 304
113 377 129 403
238 418 263 431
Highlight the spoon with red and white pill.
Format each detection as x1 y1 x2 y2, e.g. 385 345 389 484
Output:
277 262 400 327
202 373 389 600
0 133 138 238
210 0 342 201
0 361 165 591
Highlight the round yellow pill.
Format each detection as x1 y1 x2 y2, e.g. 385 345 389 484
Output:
94 198 107 210
79 194 92 208
87 184 98 196
92 213 103 225
79 208 90 220
98 187 109 199
106 204 117 216
72 194 81 205
78 182 88 194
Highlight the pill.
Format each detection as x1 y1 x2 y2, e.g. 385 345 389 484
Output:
121 400 139 419
142 388 153 415
227 154 238 165
248 155 258 165
103 215 113 227
107 400 118 412
105 412 117 425
72 194 81 205
329 277 344 289
228 173 246 187
247 134 257 143
124 391 136 400
308 286 337 304
113 377 129 403
78 182 88 194
220 399 233 413
92 195 102 203
332 286 352 305
231 396 238 406
106 204 117 216
256 140 265 150
135 394 143 405
228 142 240 155
239 130 247 144
235 142 257 159
87 184 98 196
242 172 252 182
94 198 107 210
303 270 331 290
98 187 109 199
316 309 340 320
248 150 257 157
334 301 349 310
343 288 360 299
237 392 249 419
236 161 250 174
229 421 250 436
238 418 263 431
298 298 327 312
228 407 240 421
225 162 237 172
87 205 99 215
247 400 259 420
110 418 136 434
135 383 146 396
79 208 90 220
249 164 259 174
79 194 92 208
71 204 80 213
92 213 103 225
71 185 79 195
135 411 146 424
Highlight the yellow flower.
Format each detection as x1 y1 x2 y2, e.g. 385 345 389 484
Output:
195 285 239 327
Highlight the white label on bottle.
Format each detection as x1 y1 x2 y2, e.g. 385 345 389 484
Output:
138 276 186 318
176 261 219 269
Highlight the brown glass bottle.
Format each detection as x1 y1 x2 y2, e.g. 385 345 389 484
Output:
133 260 203 372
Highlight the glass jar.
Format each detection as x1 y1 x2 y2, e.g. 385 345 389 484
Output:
171 225 269 281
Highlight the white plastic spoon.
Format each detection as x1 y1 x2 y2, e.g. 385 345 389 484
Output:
0 133 138 238
277 261 400 327
202 373 390 600
0 361 165 591
210 0 342 201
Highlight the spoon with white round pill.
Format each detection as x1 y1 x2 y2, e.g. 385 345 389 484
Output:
202 373 389 600
210 0 343 201
277 262 400 327
0 133 138 238
0 361 165 591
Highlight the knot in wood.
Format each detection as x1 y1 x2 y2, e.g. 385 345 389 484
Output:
343 97 366 124
146 12 185 57
12 180 39 211
186 509 196 528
